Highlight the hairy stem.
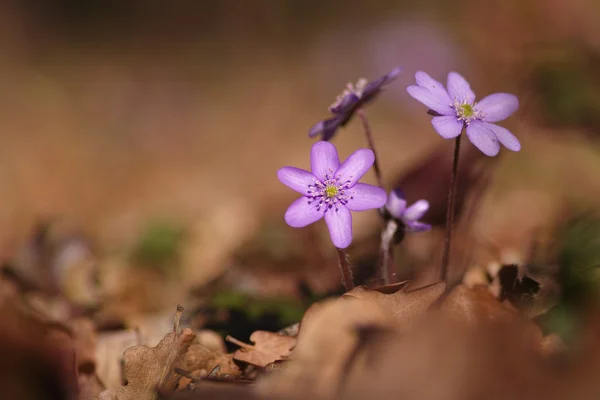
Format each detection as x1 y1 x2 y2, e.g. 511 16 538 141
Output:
357 109 384 189
337 248 354 291
378 219 398 285
440 134 462 282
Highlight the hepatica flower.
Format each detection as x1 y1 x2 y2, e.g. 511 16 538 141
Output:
383 189 432 233
309 67 402 141
407 71 520 156
277 141 387 249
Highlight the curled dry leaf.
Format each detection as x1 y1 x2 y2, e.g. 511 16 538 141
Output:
228 331 296 368
98 328 196 400
178 343 243 382
256 297 390 400
343 281 446 332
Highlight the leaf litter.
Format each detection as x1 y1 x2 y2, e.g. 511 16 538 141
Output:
1 239 598 400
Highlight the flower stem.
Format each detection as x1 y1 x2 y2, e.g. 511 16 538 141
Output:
336 248 354 291
378 219 398 285
357 109 384 189
440 134 462 282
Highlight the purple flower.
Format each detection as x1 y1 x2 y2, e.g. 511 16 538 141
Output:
309 67 402 141
384 189 432 233
407 71 520 156
277 141 387 249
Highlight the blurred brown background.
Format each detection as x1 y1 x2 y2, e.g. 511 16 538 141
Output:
1 0 600 289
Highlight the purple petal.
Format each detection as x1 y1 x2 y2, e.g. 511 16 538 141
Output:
345 183 387 212
385 189 407 219
403 200 429 222
362 66 403 103
405 221 432 233
477 93 519 122
482 122 521 152
466 121 500 157
324 206 353 249
431 116 463 139
311 141 341 180
335 149 375 187
277 167 316 195
308 116 343 141
446 72 475 103
284 197 324 228
406 85 453 116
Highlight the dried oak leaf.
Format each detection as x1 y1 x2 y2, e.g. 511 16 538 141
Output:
98 328 196 400
178 343 242 381
343 281 446 332
229 331 296 368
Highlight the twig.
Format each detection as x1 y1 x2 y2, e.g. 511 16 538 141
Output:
378 219 399 285
337 248 354 291
153 304 184 399
357 109 384 189
440 134 462 283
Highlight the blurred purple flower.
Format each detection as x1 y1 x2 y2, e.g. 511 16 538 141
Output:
383 189 431 233
407 71 520 156
277 141 387 249
309 67 402 141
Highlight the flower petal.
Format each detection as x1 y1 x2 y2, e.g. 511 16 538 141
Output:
466 121 500 157
335 148 375 187
403 200 430 222
406 85 453 116
330 93 360 115
345 183 387 212
446 71 475 103
405 221 432 233
385 189 407 219
311 141 341 180
324 206 353 249
477 93 519 122
284 197 324 228
362 66 403 104
431 115 463 139
482 122 521 152
277 167 316 195
308 116 343 141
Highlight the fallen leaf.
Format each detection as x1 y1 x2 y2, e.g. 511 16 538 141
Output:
228 331 296 368
177 343 243 383
344 282 445 331
99 306 196 400
256 297 390 400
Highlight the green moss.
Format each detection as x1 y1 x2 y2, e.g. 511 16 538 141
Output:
211 290 306 326
131 219 186 272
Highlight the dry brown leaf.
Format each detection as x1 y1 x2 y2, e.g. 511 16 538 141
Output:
178 343 243 382
344 282 445 331
98 328 196 400
228 331 296 368
99 306 195 400
256 297 390 400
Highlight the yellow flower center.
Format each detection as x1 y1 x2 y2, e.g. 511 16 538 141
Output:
325 185 339 198
458 103 474 119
